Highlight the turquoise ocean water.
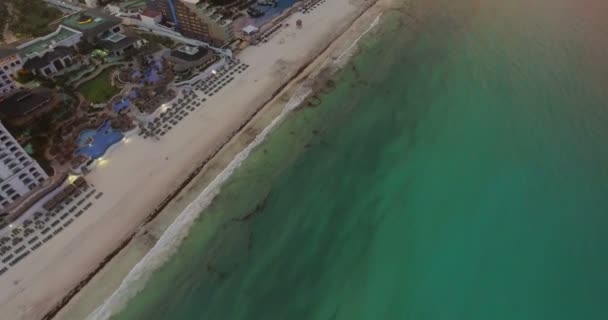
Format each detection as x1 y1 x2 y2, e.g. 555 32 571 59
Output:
111 0 608 318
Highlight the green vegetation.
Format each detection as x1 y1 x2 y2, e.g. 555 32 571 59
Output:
0 0 63 40
78 68 120 104
29 136 53 174
5 95 77 175
123 42 160 63
15 70 34 84
0 5 7 42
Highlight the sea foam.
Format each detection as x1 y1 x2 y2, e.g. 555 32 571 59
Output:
88 85 313 320
88 14 381 319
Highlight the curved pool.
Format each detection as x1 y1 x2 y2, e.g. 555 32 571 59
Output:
76 120 124 159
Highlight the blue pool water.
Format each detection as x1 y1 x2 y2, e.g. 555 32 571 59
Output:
129 89 139 99
145 69 161 83
76 120 124 159
113 99 130 113
131 70 141 79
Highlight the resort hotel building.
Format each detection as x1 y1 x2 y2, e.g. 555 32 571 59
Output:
145 0 235 46
0 122 48 221
164 45 216 72
61 9 144 57
6 8 144 80
0 49 23 99
16 24 83 78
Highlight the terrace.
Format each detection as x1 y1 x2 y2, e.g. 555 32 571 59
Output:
17 26 82 60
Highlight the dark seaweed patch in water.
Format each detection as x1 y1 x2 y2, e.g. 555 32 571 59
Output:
306 95 322 108
232 195 269 222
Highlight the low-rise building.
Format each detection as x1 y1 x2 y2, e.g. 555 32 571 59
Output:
0 49 23 99
0 89 61 127
164 45 215 72
62 9 124 44
0 49 23 77
62 9 143 56
140 9 162 27
17 25 83 62
22 46 76 78
98 29 144 57
0 70 17 100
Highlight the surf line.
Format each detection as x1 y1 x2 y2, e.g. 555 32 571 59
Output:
88 9 380 320
88 86 313 320
335 14 382 64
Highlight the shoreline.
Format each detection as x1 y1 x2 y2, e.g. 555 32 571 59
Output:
29 0 388 319
91 3 387 316
41 24 346 320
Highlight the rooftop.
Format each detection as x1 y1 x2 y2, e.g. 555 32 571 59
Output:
0 48 18 60
98 35 139 52
141 9 161 18
23 46 74 71
0 89 54 118
98 28 141 52
62 9 122 36
117 0 147 10
169 46 210 62
18 26 79 58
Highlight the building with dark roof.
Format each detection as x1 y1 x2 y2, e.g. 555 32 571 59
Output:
22 46 75 78
62 9 124 44
97 28 144 56
62 9 143 56
0 88 61 126
164 45 215 72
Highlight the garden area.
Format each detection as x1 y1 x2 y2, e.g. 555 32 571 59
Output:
77 68 121 104
0 0 63 41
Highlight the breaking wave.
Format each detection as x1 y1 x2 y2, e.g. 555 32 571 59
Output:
88 13 381 320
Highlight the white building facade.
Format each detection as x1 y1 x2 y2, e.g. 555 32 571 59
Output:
0 49 22 98
0 69 17 98
0 122 48 209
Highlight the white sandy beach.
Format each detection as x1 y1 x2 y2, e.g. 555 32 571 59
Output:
0 0 377 318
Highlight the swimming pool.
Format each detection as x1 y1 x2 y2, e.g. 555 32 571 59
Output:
76 120 124 159
113 98 130 113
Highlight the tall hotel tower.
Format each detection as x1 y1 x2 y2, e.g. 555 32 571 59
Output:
0 122 48 210
146 0 235 46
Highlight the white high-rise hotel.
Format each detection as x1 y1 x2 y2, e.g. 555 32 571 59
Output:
0 122 48 209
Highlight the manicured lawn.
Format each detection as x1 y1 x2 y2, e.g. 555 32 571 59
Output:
78 68 120 104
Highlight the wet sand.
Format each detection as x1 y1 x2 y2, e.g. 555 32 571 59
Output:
0 0 376 319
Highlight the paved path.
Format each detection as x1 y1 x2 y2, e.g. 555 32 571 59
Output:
72 62 127 89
